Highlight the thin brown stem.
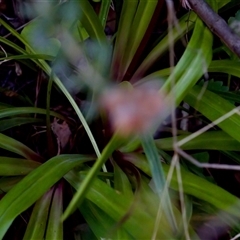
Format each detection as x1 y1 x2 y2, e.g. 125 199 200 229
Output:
188 0 240 57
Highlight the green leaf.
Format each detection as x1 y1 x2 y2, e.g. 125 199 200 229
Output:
0 157 41 176
0 107 66 121
162 19 213 105
208 60 240 77
79 0 107 45
132 12 197 79
113 161 133 198
141 134 177 232
121 0 158 76
80 199 129 239
0 154 93 238
0 133 43 161
62 134 123 221
0 177 23 193
111 0 138 79
65 170 174 239
23 188 54 240
184 85 240 143
155 131 240 151
0 117 43 132
45 183 63 240
126 153 240 218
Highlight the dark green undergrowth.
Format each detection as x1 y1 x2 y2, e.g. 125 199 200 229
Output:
0 0 240 239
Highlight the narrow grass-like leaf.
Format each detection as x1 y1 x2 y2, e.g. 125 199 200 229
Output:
65 170 173 239
0 177 23 193
0 54 54 61
155 131 240 151
0 117 43 132
208 60 240 77
62 134 123 220
184 86 240 143
80 200 131 239
99 0 111 27
0 18 101 161
141 134 178 232
111 0 138 79
23 188 54 240
45 183 63 240
121 0 158 76
126 153 240 218
0 133 43 161
0 154 94 238
162 20 213 105
132 12 197 79
0 157 41 176
0 107 66 121
79 0 107 44
113 161 133 198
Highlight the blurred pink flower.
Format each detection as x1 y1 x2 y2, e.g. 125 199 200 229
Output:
100 86 168 136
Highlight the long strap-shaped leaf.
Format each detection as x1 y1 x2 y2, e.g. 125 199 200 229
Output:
111 0 139 80
23 188 54 240
184 85 240 143
79 0 107 45
132 12 197 80
0 18 101 158
126 153 240 217
0 133 43 161
141 134 178 232
208 60 240 77
0 107 66 121
120 0 158 78
65 170 174 239
155 131 240 151
45 183 63 240
0 154 93 239
62 133 123 221
161 18 213 106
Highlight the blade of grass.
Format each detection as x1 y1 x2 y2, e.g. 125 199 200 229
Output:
126 153 240 218
184 85 240 143
141 134 178 232
0 107 66 121
0 157 41 176
23 188 54 240
155 131 240 151
111 0 139 79
0 133 43 161
65 170 174 239
61 134 123 221
80 199 132 239
132 12 197 80
78 0 108 45
162 20 213 106
0 18 100 159
0 54 54 61
99 0 111 27
45 183 63 240
208 60 240 77
0 117 43 132
120 0 158 78
0 177 23 193
0 154 94 239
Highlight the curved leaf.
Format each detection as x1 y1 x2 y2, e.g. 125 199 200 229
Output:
23 188 54 240
0 133 43 161
184 85 240 143
0 157 41 176
0 154 94 239
155 131 240 151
